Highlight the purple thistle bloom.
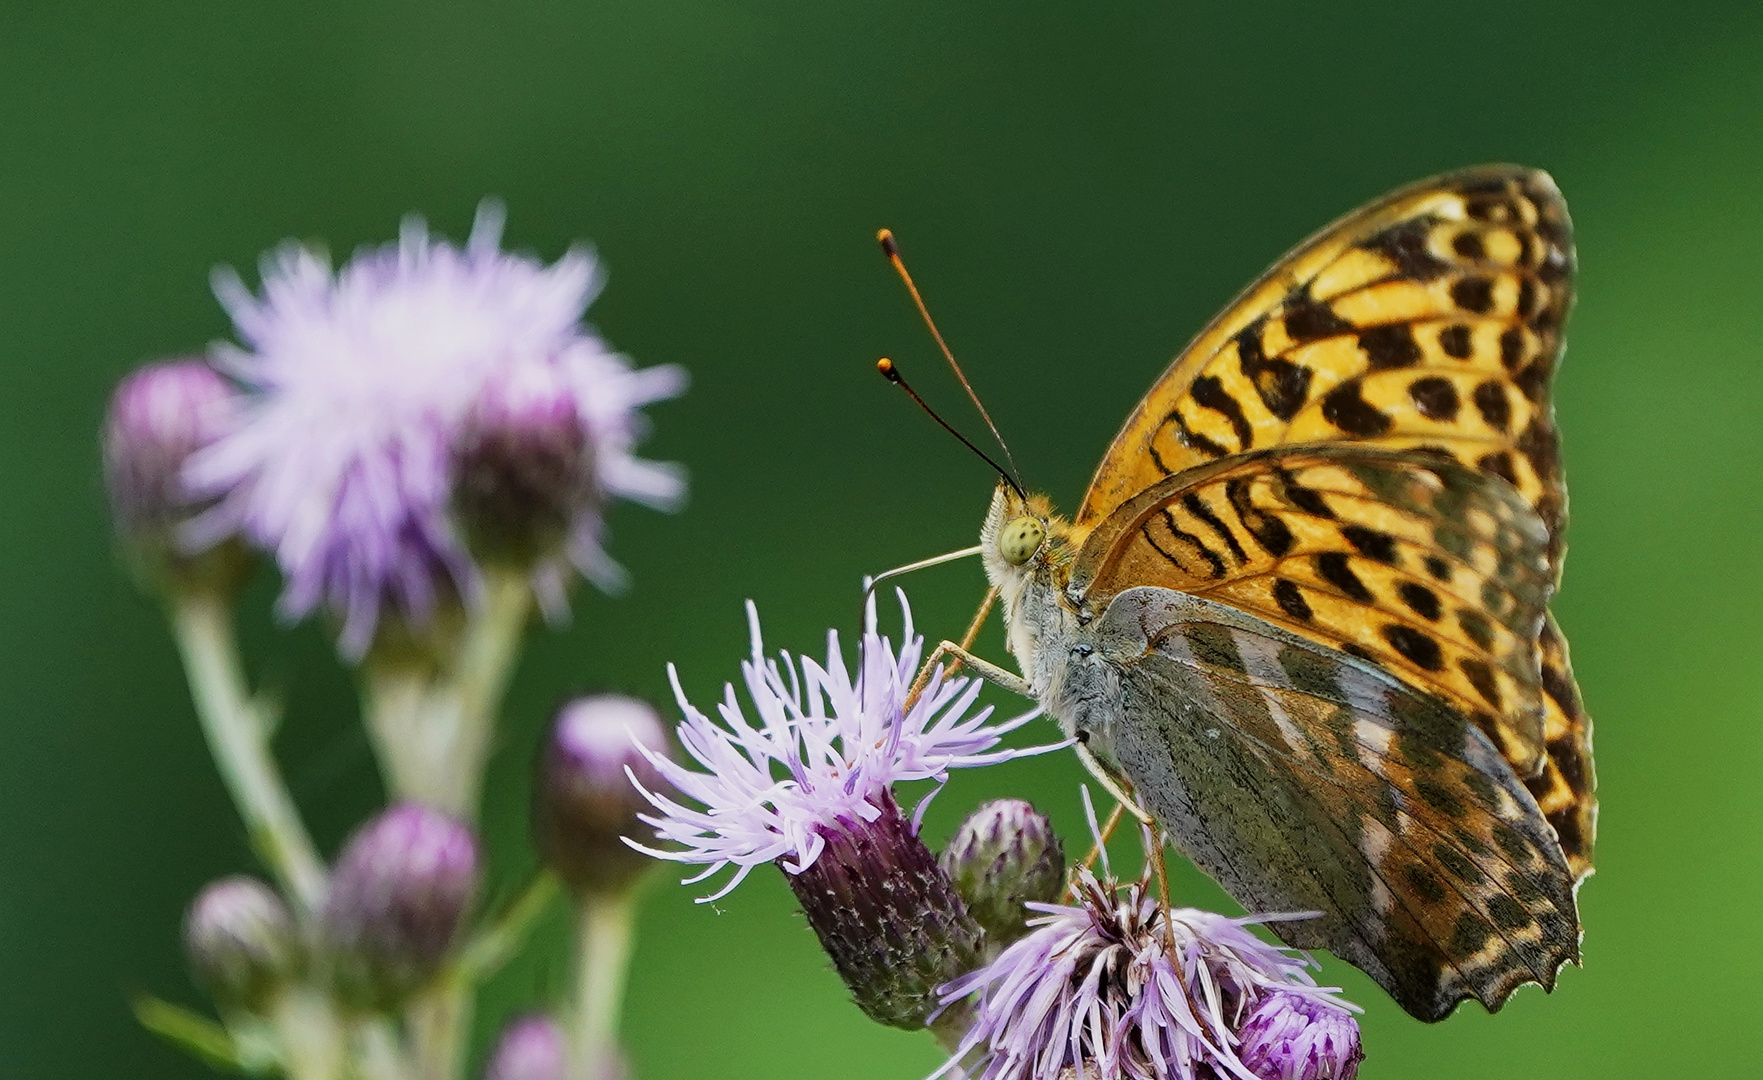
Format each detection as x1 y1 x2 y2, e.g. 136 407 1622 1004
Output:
1237 991 1363 1080
322 803 480 1008
186 202 685 656
628 591 1059 902
534 694 674 896
934 868 1361 1080
102 360 249 589
482 1015 568 1080
182 875 300 1012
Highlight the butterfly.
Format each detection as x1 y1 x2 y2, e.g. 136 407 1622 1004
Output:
963 165 1595 1022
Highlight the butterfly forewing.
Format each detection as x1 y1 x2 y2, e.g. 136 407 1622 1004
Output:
1064 164 1593 880
1073 165 1572 575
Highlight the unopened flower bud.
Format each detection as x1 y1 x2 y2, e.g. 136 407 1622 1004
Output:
183 876 300 1012
482 1015 566 1080
322 804 479 1009
102 360 249 591
787 787 983 1030
453 362 595 567
534 695 671 896
939 798 1065 951
1238 990 1365 1080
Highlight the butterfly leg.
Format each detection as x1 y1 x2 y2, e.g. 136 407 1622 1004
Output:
1074 739 1155 826
1075 745 1177 938
904 639 1029 712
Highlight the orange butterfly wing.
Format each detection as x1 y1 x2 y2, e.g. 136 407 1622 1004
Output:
1069 166 1593 878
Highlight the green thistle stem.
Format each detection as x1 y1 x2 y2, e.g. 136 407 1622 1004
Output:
571 890 638 1078
362 568 532 818
270 986 347 1080
406 979 471 1080
169 588 326 915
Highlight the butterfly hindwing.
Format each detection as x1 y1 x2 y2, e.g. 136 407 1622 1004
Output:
1078 586 1580 1021
1069 446 1554 777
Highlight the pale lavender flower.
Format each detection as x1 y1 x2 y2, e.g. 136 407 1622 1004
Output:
628 591 1056 902
632 592 1056 1027
935 867 1361 1080
186 202 685 656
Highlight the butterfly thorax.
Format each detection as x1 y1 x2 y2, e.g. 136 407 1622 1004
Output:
979 483 1093 735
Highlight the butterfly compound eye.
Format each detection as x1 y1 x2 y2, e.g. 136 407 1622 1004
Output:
999 516 1046 566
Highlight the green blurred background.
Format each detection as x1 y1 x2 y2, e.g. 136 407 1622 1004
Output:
3 2 1760 1077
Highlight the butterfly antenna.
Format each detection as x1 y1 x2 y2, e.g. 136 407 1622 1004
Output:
878 358 1027 501
878 229 1023 487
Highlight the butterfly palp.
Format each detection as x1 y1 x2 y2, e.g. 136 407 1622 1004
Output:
998 515 1046 566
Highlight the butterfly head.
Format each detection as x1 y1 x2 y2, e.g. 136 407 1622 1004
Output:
980 482 1075 594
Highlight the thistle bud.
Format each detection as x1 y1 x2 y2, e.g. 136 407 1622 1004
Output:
482 1015 566 1080
939 798 1065 951
534 695 671 896
787 787 984 1030
452 362 595 568
101 360 249 591
322 804 479 1009
183 876 300 1013
1238 990 1364 1080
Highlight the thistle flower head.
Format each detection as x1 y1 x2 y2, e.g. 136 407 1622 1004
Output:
630 592 1056 902
534 694 674 896
186 203 684 656
103 359 249 590
940 798 1065 951
935 866 1361 1080
482 1015 567 1080
182 875 300 1012
1238 990 1364 1080
322 803 480 1008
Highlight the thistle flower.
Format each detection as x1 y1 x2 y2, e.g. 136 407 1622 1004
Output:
630 593 1060 1028
533 694 673 896
182 876 300 1013
934 868 1361 1080
322 803 480 1008
1238 991 1364 1080
482 1015 567 1080
629 592 1052 900
102 359 248 590
186 202 685 657
940 799 1065 952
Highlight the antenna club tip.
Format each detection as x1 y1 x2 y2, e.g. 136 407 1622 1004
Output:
876 357 900 381
876 229 899 257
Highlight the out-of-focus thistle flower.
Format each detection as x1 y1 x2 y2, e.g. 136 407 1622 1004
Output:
482 1015 567 1080
183 876 301 1013
934 868 1362 1080
533 694 673 897
453 362 591 572
103 359 250 592
629 593 1061 1029
940 799 1065 953
185 202 685 657
322 803 480 1009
